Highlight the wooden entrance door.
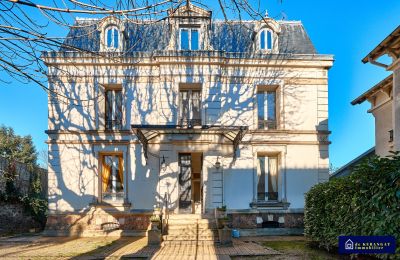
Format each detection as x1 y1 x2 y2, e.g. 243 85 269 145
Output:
178 154 192 213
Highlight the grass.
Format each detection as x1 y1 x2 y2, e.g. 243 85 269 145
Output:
263 240 342 259
232 240 344 260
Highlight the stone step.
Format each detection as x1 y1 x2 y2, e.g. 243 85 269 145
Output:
167 229 217 236
162 234 218 241
167 223 217 230
162 240 218 246
168 214 203 220
166 219 216 225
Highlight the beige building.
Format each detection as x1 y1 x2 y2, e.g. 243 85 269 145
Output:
43 3 333 236
352 26 400 156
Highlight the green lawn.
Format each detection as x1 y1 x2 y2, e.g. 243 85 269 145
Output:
232 240 344 260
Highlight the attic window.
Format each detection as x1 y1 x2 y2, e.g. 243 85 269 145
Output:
105 26 119 49
260 29 273 50
180 28 199 50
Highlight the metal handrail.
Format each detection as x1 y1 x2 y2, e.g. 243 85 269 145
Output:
162 192 169 234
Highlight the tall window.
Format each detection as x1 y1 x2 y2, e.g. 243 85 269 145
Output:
257 90 277 129
105 88 123 130
257 155 279 201
179 88 201 127
101 154 124 202
180 28 199 50
260 29 273 51
105 26 119 49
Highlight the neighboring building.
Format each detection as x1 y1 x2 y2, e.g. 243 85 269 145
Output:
330 147 375 179
352 26 400 156
43 3 333 236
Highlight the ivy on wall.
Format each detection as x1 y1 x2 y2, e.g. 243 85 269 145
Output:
304 153 400 258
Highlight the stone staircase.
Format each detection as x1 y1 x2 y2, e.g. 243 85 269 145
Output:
162 214 219 243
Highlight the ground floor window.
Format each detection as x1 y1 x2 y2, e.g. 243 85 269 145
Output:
101 154 124 202
257 155 279 201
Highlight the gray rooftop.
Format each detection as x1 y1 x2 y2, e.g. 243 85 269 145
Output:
60 19 317 55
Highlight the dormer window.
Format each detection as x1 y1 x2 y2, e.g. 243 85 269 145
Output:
260 29 273 51
180 28 199 50
105 26 119 50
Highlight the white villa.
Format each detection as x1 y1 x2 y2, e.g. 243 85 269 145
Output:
43 3 333 236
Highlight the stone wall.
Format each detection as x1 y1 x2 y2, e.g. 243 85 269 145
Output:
45 207 151 237
230 212 304 229
0 202 42 233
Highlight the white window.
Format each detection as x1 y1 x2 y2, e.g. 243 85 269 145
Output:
105 26 119 50
260 29 273 50
257 90 277 129
105 88 123 130
180 28 199 50
179 88 201 127
257 155 279 201
101 154 124 202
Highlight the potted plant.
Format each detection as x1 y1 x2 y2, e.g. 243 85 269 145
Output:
217 216 232 246
215 205 227 219
150 214 160 230
148 214 161 245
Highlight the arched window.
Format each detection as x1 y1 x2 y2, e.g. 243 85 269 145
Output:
260 29 273 51
105 26 119 49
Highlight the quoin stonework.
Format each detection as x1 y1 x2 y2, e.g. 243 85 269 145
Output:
43 3 333 236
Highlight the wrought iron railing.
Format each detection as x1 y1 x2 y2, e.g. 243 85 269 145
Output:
258 120 277 130
177 118 202 128
162 192 170 235
105 119 123 130
257 192 279 201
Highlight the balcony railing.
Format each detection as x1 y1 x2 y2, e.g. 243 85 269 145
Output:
257 192 279 201
177 118 202 128
105 119 123 130
258 120 277 130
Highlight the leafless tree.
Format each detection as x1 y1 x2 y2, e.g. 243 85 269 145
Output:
0 0 275 101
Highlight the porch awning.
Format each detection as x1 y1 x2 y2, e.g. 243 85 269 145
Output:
131 124 248 161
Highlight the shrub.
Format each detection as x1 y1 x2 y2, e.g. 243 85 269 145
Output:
305 153 400 258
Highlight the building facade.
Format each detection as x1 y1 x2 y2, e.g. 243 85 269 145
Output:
352 26 400 157
43 4 333 235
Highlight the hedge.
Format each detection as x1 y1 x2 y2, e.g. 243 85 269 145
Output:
304 153 400 258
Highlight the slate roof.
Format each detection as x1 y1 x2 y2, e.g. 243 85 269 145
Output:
60 19 317 55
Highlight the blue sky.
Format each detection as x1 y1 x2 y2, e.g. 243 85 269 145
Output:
0 0 399 168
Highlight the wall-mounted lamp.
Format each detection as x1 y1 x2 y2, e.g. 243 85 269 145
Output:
215 156 221 169
161 155 166 171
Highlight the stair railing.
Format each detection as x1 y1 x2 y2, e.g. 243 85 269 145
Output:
162 192 169 234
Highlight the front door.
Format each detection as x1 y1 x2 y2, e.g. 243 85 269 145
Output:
179 154 192 213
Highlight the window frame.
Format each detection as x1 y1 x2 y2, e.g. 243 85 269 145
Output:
104 25 120 50
178 84 202 127
100 153 124 203
257 88 277 130
179 27 200 51
104 86 123 130
256 154 280 202
259 28 273 51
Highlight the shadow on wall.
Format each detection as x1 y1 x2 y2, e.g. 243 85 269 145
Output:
46 20 325 234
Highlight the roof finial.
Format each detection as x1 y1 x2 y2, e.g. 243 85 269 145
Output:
265 9 269 17
186 0 190 8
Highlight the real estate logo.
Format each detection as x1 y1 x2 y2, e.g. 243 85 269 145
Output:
345 239 353 250
339 236 396 254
